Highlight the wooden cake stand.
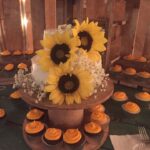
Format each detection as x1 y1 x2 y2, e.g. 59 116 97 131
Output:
20 78 114 150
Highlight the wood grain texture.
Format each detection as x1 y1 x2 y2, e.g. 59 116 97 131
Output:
3 0 23 51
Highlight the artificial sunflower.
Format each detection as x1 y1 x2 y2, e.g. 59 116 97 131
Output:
36 31 80 71
44 65 94 105
72 18 107 61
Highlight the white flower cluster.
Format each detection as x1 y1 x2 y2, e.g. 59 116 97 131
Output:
70 51 108 93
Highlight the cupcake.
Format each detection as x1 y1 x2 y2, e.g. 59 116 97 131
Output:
0 108 6 119
13 50 22 56
4 63 14 71
63 129 85 150
10 90 21 99
135 92 150 102
17 63 27 70
111 65 122 73
25 121 45 136
112 91 128 102
0 50 11 56
124 67 136 76
23 50 34 55
122 101 141 116
26 108 44 121
123 54 135 61
90 104 105 113
43 128 62 146
137 72 150 79
90 112 110 129
84 122 102 137
135 56 147 62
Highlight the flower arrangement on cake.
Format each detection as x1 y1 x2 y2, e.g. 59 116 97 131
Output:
14 18 108 105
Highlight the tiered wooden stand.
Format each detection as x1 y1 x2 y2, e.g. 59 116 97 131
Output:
20 79 114 150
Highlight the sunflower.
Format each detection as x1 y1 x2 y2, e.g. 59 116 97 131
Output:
36 31 80 71
44 65 94 105
72 18 107 61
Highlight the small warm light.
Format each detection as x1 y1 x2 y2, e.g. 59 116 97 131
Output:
21 16 28 28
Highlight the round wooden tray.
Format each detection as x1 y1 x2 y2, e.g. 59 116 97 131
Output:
20 78 114 110
23 110 109 150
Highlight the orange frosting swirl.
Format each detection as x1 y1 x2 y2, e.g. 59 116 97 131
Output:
137 72 150 79
135 56 147 62
122 101 140 114
91 112 109 124
84 122 102 134
0 108 5 118
13 50 22 55
0 50 11 56
44 128 62 141
63 129 82 144
25 121 44 134
26 109 44 120
91 104 105 112
10 90 21 99
111 65 122 73
4 64 14 71
17 63 27 69
112 91 128 101
123 54 135 61
135 92 150 101
124 67 136 75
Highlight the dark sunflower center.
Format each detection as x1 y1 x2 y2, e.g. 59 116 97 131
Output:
50 44 70 65
58 74 79 93
78 31 93 51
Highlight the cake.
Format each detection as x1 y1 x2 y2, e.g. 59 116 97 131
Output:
111 64 122 73
112 91 128 101
90 104 105 112
10 90 21 99
0 108 6 119
122 101 141 114
123 54 135 61
137 71 150 79
135 56 147 62
4 63 14 71
25 121 45 136
63 129 85 150
23 50 34 55
84 122 102 136
43 128 62 145
0 50 11 56
17 63 27 70
26 108 44 121
135 92 150 102
124 67 136 75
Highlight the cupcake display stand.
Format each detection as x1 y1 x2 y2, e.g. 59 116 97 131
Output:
20 79 114 150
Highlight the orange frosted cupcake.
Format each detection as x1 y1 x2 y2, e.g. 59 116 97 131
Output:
112 91 128 102
0 108 6 119
90 104 105 113
135 56 147 62
84 122 102 136
43 128 62 145
124 67 136 75
63 129 85 150
4 63 14 71
0 50 11 56
25 121 45 136
111 65 122 73
91 112 110 126
26 108 44 121
17 63 27 70
137 72 150 79
123 54 135 61
10 90 21 99
122 101 141 115
23 50 34 55
13 50 22 56
135 92 150 102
